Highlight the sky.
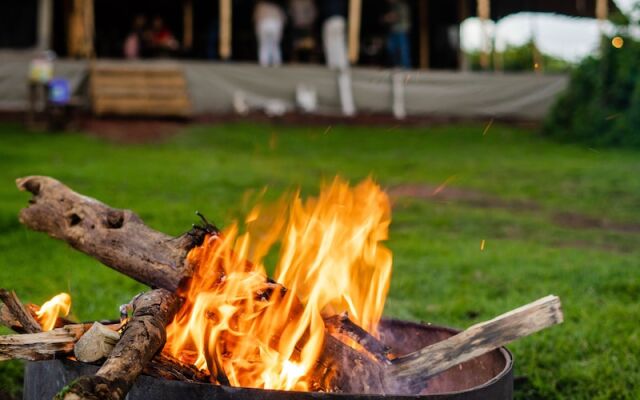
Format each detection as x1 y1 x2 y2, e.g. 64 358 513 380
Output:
460 0 637 62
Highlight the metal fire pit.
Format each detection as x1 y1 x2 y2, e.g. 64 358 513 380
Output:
24 319 513 399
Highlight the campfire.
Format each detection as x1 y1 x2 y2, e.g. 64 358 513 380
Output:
1 176 562 400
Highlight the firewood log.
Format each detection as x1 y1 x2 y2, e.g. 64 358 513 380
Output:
17 176 211 291
0 324 89 361
0 289 42 333
56 289 180 400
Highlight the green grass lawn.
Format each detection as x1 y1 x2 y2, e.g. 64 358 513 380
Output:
0 121 638 399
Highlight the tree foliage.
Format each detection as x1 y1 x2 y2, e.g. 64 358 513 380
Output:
543 33 640 147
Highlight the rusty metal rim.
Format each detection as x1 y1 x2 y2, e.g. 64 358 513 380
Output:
377 318 514 397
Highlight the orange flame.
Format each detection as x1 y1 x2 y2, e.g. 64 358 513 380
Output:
35 292 72 331
165 177 392 391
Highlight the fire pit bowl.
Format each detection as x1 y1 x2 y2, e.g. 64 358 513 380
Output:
24 319 513 400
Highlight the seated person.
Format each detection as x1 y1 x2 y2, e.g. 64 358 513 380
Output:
150 16 179 57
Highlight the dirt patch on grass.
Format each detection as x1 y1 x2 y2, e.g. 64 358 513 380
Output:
80 118 188 144
387 183 539 212
389 183 640 238
552 212 640 234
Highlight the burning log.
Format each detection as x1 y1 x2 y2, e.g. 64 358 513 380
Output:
57 289 180 400
0 289 42 333
16 176 211 292
324 313 391 362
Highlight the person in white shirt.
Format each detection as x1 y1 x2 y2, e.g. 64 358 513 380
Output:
254 1 287 67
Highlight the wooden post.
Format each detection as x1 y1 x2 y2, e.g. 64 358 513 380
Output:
596 0 609 41
37 0 53 50
68 0 94 58
84 0 95 58
348 0 362 64
458 0 470 71
419 0 430 69
183 0 194 50
477 0 490 70
219 0 232 60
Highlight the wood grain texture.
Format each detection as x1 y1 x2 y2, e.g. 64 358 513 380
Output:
0 289 42 333
0 324 88 362
58 289 180 400
17 176 208 291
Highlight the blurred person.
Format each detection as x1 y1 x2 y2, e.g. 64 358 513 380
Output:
321 0 348 70
289 0 317 62
383 0 412 68
150 16 179 57
254 1 287 67
123 15 147 59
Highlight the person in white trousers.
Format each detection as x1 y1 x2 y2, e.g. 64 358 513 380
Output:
254 1 286 67
322 16 348 70
321 0 355 115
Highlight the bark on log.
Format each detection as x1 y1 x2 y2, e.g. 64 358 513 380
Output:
0 289 42 333
17 176 211 291
0 304 25 333
57 289 180 400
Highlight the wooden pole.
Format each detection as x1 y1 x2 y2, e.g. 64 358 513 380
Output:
183 0 194 50
596 0 609 42
37 0 53 50
458 0 470 70
219 0 232 60
477 0 490 70
348 0 362 64
419 0 430 69
84 0 95 58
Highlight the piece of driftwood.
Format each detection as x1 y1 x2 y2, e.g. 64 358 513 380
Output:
74 322 121 363
0 289 42 334
0 324 89 362
17 176 212 292
57 289 180 400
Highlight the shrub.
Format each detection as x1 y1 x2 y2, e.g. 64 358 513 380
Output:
543 27 640 147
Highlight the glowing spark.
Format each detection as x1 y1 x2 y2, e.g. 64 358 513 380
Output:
432 175 457 196
612 37 624 49
482 118 494 136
